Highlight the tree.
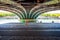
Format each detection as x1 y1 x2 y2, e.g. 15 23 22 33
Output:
44 0 60 5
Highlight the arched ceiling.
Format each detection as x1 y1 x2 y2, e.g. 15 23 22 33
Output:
0 0 60 19
0 0 28 19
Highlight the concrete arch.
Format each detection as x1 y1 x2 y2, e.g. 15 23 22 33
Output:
0 1 60 19
30 4 60 19
0 6 22 19
0 4 26 19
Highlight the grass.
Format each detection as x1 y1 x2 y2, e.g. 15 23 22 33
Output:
0 12 16 17
44 0 60 5
41 13 60 17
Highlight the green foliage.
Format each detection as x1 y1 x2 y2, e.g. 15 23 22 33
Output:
41 13 60 17
44 0 60 5
0 13 16 17
0 0 15 4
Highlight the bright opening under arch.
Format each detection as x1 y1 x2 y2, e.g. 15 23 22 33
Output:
36 10 60 23
0 10 20 24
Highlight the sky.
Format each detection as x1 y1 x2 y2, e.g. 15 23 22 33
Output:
44 10 60 14
0 10 13 14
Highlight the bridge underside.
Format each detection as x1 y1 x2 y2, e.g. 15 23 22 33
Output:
0 0 60 40
0 0 60 19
